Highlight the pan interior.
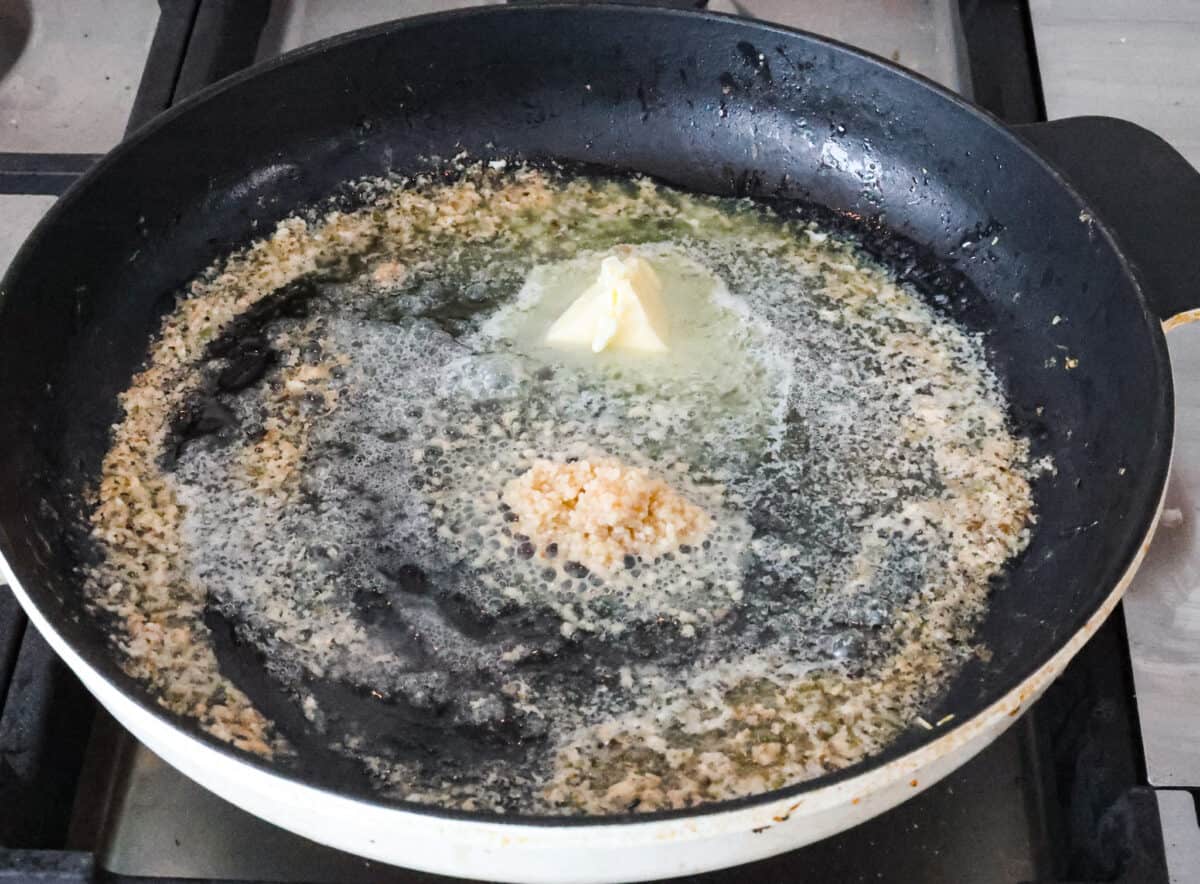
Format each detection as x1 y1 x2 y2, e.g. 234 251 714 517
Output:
81 164 1040 815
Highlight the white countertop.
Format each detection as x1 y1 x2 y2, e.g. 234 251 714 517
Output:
0 0 159 154
1030 0 1200 166
0 194 54 274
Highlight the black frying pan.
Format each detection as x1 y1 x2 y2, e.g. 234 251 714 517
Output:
1 5 1198 881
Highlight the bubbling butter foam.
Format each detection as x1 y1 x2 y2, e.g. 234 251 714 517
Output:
82 164 1039 815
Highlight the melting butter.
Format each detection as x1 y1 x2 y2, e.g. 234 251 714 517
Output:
545 252 669 353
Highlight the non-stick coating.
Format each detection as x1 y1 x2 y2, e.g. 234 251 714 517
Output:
0 5 1172 822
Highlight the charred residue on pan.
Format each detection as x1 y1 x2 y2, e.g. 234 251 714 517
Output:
735 41 773 85
162 276 319 467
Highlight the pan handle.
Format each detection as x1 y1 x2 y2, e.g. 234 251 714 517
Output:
1015 116 1200 329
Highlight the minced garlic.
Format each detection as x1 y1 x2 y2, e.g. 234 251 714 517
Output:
502 457 711 574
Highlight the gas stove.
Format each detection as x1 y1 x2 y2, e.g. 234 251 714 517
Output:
0 2 1190 882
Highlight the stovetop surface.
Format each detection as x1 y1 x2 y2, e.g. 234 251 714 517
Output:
0 2 1193 882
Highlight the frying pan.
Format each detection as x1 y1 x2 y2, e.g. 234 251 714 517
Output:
1 4 1199 882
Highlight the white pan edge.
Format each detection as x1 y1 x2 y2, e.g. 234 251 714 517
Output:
0 481 1165 884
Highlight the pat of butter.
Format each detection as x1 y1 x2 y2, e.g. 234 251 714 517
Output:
545 253 669 353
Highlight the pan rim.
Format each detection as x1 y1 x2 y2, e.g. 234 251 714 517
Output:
0 1 1174 830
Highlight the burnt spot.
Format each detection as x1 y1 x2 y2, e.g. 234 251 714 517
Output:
378 560 429 595
434 588 498 641
216 335 273 392
206 275 317 359
180 396 236 435
353 586 395 627
736 41 772 82
164 394 238 465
